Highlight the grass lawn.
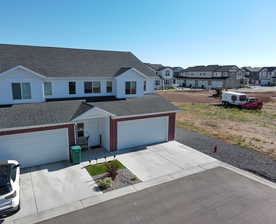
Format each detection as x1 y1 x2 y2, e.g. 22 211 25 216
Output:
176 103 276 157
85 160 125 177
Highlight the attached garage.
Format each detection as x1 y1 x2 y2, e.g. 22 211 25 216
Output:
0 128 70 168
117 116 168 150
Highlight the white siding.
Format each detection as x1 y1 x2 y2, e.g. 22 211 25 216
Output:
158 68 174 80
0 128 69 168
0 67 45 105
0 66 155 105
45 79 115 99
77 117 110 151
117 116 168 150
115 69 145 98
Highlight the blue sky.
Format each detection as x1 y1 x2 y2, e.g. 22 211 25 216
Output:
1 0 276 67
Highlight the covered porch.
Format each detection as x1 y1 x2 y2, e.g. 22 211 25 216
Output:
73 107 111 152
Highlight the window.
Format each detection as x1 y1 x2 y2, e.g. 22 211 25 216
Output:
76 123 84 138
92 81 101 93
84 82 92 94
44 82 52 96
12 82 31 100
106 81 112 93
164 80 170 85
165 70 170 76
68 82 76 94
155 80 160 85
125 81 136 95
144 81 147 91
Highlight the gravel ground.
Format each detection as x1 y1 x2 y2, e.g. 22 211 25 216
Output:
175 127 276 182
93 168 141 193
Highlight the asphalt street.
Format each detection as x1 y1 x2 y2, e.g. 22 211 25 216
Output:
39 167 276 224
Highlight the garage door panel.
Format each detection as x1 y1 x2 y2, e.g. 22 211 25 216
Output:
117 116 168 150
0 128 69 168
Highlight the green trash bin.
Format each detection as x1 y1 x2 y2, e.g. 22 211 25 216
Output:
71 145 81 164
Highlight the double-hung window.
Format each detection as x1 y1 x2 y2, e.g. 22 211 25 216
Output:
44 82 52 96
144 80 147 91
68 82 76 95
92 81 101 93
84 81 101 93
12 82 31 100
84 82 92 94
125 81 136 95
106 81 112 93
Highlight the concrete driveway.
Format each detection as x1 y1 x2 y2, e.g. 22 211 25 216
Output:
5 141 217 222
5 162 100 221
117 141 217 181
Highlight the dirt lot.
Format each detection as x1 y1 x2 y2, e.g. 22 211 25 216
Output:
159 90 276 157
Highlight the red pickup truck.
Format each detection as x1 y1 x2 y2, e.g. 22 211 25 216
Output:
242 97 263 110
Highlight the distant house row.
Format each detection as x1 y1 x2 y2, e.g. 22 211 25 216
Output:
145 63 276 89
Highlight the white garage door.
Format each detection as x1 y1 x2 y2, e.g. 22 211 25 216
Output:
0 128 69 168
117 116 168 150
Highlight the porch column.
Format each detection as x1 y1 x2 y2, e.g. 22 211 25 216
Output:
110 118 117 152
168 113 176 141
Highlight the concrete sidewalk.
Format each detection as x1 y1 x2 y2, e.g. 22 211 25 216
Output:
5 160 276 224
3 141 276 224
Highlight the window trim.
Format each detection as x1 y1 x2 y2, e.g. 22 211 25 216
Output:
106 81 113 93
144 80 147 92
44 82 52 96
68 81 76 95
84 81 93 94
92 81 101 93
11 82 32 100
125 81 137 95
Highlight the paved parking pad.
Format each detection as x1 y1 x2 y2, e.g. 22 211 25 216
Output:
117 141 217 181
5 162 100 221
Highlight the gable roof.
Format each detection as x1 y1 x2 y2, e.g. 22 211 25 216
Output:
0 44 156 78
260 67 276 72
145 63 164 71
0 94 178 129
182 65 240 72
242 67 262 72
0 100 92 129
88 93 178 117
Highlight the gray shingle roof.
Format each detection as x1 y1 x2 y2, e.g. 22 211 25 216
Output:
0 44 156 78
0 94 177 129
145 63 164 71
0 100 92 129
88 93 178 117
260 67 276 72
182 65 239 72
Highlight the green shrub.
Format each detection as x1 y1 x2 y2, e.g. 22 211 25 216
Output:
98 177 112 190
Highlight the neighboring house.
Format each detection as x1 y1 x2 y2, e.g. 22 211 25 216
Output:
0 44 178 168
178 65 244 89
145 63 178 89
242 67 262 85
259 67 276 86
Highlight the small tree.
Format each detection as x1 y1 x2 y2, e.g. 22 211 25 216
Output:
106 162 118 180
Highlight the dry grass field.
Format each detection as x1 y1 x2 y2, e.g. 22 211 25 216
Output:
159 90 276 157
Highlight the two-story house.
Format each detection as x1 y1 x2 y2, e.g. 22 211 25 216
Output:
145 63 178 89
178 65 244 89
242 67 262 85
259 67 276 86
0 44 178 168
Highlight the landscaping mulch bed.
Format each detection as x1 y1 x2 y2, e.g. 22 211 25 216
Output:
93 168 141 193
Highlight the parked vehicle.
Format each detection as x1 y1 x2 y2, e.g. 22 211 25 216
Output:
242 97 263 110
221 91 263 110
0 160 20 216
